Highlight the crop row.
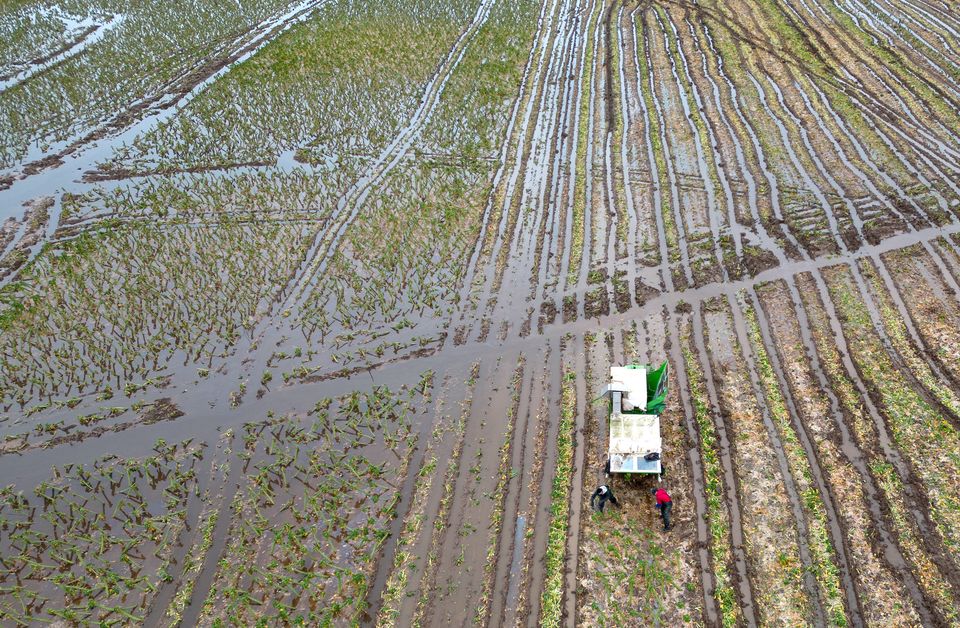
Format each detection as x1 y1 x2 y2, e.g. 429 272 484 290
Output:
102 0 478 173
0 218 309 415
0 377 432 625
0 0 299 168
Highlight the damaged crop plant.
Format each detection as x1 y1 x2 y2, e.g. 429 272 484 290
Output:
2 0 960 624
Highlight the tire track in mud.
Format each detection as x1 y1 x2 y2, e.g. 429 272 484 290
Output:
794 0 960 152
854 0 960 91
809 86 960 287
413 357 501 624
142 434 233 626
510 345 564 626
577 4 602 294
737 0 960 189
178 441 245 627
521 1 586 296
712 0 960 171
404 375 474 626
0 0 335 287
756 278 924 624
18 198 960 495
372 372 473 626
364 377 469 619
10 3 960 625
819 267 960 594
746 71 844 256
284 0 499 303
0 16 123 94
753 68 960 412
486 351 541 625
180 0 503 402
785 0 960 144
598 1 620 314
804 77 960 223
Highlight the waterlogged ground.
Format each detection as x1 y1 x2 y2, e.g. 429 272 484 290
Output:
2 0 960 625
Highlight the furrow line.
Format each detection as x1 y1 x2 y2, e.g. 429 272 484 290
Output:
562 335 588 627
615 3 640 281
670 307 726 627
656 8 732 277
640 10 693 288
629 7 671 292
692 301 758 627
538 0 587 302
748 72 844 255
769 68 960 434
804 268 943 622
451 0 557 336
746 287 862 625
490 342 552 626
700 21 808 261
794 0 960 143
557 0 601 292
455 0 567 337
419 355 514 626
472 0 568 305
406 366 475 626
726 292 825 622
685 18 785 266
577 2 602 293
672 10 743 261
513 341 563 626
475 355 528 626
500 0 582 315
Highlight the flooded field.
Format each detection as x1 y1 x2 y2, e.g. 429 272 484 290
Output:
2 0 960 624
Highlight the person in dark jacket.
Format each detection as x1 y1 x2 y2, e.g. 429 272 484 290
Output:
651 487 672 530
590 484 621 512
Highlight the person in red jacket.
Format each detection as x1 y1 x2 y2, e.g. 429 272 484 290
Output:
651 487 673 530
